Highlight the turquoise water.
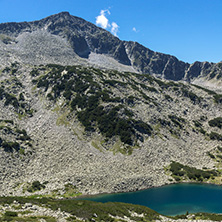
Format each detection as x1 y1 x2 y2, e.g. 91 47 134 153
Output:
81 183 222 216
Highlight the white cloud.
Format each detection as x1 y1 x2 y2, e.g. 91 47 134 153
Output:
95 9 119 37
96 10 110 29
111 22 119 37
132 27 139 33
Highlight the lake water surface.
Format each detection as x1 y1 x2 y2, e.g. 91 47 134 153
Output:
81 183 222 216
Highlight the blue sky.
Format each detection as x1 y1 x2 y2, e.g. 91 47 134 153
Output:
0 0 222 64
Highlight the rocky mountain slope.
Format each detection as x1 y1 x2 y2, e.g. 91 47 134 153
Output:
0 61 222 197
0 12 222 199
0 12 222 89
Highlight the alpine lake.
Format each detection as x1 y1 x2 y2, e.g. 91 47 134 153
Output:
80 183 222 216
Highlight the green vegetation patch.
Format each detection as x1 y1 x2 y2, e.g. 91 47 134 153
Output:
207 146 222 164
1 141 20 152
33 64 153 146
30 68 40 77
2 196 222 221
77 104 152 145
192 84 216 96
62 183 82 198
4 211 18 217
181 88 201 104
128 72 155 85
27 181 46 193
168 115 185 129
214 94 222 104
193 212 222 221
0 214 56 222
154 79 202 103
217 146 222 152
1 211 18 222
207 152 216 159
193 120 203 128
193 120 206 135
0 120 32 153
164 94 173 101
0 66 34 116
0 196 160 222
209 117 222 129
168 161 219 182
209 131 222 141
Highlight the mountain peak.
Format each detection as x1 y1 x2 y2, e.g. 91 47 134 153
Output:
46 11 73 21
0 12 221 84
57 11 71 16
41 11 75 24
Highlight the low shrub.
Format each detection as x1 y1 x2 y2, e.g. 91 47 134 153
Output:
209 132 222 141
2 141 20 152
193 120 203 128
181 88 201 103
4 211 18 217
169 161 218 181
217 146 222 152
27 181 46 193
209 117 222 128
214 94 222 104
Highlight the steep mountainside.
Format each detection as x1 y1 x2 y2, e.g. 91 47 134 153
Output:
0 62 222 197
0 12 222 88
2 12 222 222
0 12 222 199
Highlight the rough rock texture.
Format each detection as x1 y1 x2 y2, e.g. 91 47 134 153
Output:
0 63 221 197
0 12 222 203
0 202 72 222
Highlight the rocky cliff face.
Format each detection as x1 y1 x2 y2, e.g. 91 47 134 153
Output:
0 12 222 86
0 12 130 66
124 41 190 80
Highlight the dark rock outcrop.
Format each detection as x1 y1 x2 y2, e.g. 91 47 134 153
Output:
0 11 222 82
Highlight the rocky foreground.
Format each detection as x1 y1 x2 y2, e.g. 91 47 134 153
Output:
1 196 221 222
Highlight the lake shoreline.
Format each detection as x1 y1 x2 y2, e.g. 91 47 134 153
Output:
77 182 222 216
76 180 222 199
